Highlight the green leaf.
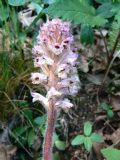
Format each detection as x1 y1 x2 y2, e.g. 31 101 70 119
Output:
13 126 28 136
112 0 120 3
95 0 111 4
32 0 42 3
100 102 114 118
8 0 31 6
114 10 120 27
71 135 84 146
79 0 92 4
53 152 61 160
0 5 9 22
101 147 120 160
44 0 56 4
80 24 94 45
111 2 120 14
84 137 93 152
29 2 43 14
107 109 114 118
27 130 36 146
22 108 33 122
41 128 45 136
36 158 42 160
53 133 59 142
55 140 66 150
44 0 107 26
108 22 120 50
84 121 92 136
34 115 46 126
96 2 115 18
18 100 28 107
100 102 109 111
91 133 103 142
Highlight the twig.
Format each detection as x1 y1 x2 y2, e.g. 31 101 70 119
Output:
102 30 120 84
9 129 33 158
110 30 120 61
101 29 120 85
96 30 120 106
99 29 110 60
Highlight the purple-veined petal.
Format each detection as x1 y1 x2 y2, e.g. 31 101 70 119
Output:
34 56 54 67
31 73 48 84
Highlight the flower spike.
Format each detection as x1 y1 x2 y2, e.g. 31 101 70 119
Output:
31 18 80 160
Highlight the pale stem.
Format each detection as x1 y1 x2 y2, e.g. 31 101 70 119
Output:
43 100 57 160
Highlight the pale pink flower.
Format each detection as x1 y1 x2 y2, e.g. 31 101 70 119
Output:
34 56 54 67
55 98 73 108
47 87 62 99
31 92 48 109
57 79 70 88
31 73 48 84
32 45 45 56
65 52 78 65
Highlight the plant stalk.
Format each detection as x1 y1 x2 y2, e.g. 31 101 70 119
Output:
102 30 120 84
43 100 57 160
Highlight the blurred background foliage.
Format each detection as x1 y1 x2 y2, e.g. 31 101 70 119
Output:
0 0 120 159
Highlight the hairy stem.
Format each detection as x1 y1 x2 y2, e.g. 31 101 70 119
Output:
43 100 57 160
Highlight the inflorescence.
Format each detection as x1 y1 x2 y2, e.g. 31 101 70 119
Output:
31 18 80 111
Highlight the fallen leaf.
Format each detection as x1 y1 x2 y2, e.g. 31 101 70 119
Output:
79 55 89 73
0 144 17 160
18 9 37 27
93 141 106 160
87 74 104 85
110 94 120 116
111 128 120 147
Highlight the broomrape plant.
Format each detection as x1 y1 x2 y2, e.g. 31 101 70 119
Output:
31 18 80 160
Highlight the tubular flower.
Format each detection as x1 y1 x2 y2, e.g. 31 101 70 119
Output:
31 18 80 109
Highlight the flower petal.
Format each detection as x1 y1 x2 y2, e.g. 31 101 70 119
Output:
47 87 62 99
55 98 73 108
31 92 48 108
31 73 48 84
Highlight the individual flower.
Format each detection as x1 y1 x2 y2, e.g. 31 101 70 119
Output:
31 73 48 84
55 98 73 108
57 79 70 88
57 64 70 79
34 56 54 67
32 45 45 56
65 52 78 65
31 92 48 109
47 87 62 100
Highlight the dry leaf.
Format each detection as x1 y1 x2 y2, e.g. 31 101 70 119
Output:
0 144 17 160
93 141 106 160
111 128 120 147
110 94 120 116
18 9 37 27
79 55 89 73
